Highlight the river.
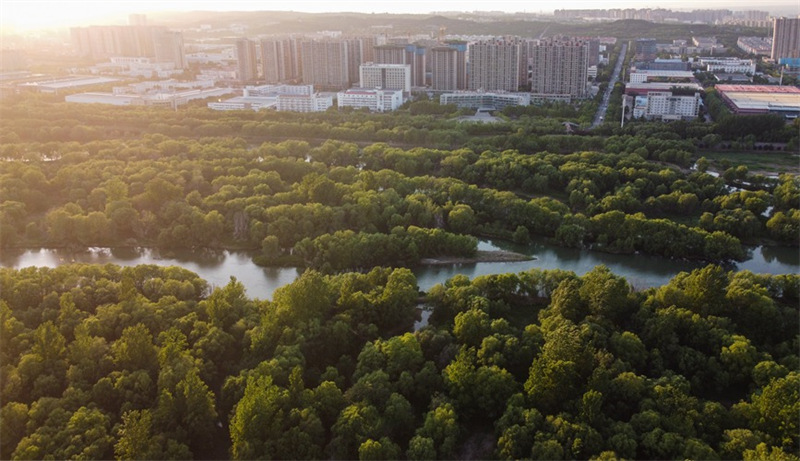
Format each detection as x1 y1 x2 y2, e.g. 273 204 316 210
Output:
1 238 797 300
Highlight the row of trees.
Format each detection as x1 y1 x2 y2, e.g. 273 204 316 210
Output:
1 263 797 459
2 90 797 153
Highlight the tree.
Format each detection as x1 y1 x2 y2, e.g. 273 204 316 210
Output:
743 443 800 461
447 204 476 234
0 402 28 459
413 403 460 459
406 436 436 461
60 407 114 460
579 265 631 322
358 437 401 461
328 403 382 459
453 308 492 347
112 324 158 373
115 409 158 461
229 374 288 460
749 372 800 453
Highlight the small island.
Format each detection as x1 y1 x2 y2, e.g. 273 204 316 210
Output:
420 249 533 265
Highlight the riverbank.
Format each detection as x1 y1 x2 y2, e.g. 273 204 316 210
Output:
419 249 533 265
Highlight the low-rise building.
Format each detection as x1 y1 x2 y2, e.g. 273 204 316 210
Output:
337 88 403 112
629 91 701 121
277 93 333 112
624 82 703 96
716 84 800 118
359 63 411 93
737 36 773 56
714 73 752 83
246 84 314 97
207 95 277 111
65 92 141 106
699 57 756 74
68 87 234 108
20 76 120 93
629 69 695 84
633 58 691 71
209 84 332 112
440 91 530 109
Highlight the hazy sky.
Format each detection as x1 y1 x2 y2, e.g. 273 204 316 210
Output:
2 0 798 31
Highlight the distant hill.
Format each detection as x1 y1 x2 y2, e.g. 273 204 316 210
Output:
148 10 769 43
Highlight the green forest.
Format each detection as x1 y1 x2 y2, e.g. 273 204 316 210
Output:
1 97 798 269
0 90 798 460
1 264 798 459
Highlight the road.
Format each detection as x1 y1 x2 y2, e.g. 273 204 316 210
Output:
591 42 627 129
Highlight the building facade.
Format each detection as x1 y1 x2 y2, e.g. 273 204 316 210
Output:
440 91 530 109
737 36 773 56
277 94 333 112
71 25 176 61
634 38 657 61
430 46 460 91
337 88 403 112
260 38 301 84
529 38 589 98
468 38 521 92
153 30 186 69
359 63 411 92
235 38 258 82
772 17 800 63
301 39 350 90
633 91 700 121
699 57 756 74
374 44 426 87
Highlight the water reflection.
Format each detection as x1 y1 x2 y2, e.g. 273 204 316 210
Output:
109 247 145 260
752 245 800 267
2 239 797 300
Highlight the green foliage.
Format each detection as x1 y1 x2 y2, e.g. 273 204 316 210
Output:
0 88 797 460
296 227 477 272
1 263 798 459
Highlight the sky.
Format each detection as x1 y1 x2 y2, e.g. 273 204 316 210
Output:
2 0 798 32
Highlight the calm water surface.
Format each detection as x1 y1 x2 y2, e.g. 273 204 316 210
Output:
1 238 797 300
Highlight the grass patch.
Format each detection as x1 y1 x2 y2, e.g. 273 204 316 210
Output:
698 150 800 175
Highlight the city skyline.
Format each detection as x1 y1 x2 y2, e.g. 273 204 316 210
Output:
2 0 798 33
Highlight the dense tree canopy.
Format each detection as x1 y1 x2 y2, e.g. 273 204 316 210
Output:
1 263 797 459
0 84 797 460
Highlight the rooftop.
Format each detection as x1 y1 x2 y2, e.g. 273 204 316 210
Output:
716 84 800 94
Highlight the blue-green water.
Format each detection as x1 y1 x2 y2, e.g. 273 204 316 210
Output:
1 238 797 300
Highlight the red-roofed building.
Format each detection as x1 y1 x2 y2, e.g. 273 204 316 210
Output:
715 85 800 118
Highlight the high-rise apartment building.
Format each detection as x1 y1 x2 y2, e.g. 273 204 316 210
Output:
430 47 459 91
71 25 165 60
772 17 800 63
529 38 589 99
344 37 379 87
374 44 406 64
359 63 411 92
573 37 601 67
468 38 521 92
260 38 301 84
236 38 258 82
153 30 186 69
430 42 467 91
260 39 284 84
374 44 426 87
301 39 350 90
406 44 426 87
